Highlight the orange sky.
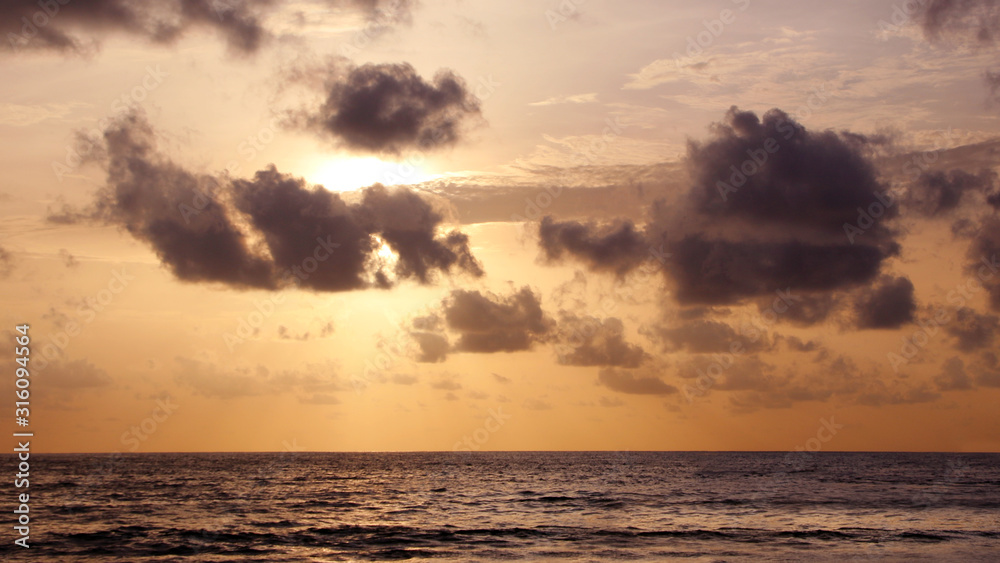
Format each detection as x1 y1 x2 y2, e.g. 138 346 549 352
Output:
1 0 999 453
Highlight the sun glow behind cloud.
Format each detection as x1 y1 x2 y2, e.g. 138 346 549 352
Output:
369 234 400 285
308 157 439 192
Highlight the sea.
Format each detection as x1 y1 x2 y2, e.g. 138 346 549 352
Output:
2 452 999 561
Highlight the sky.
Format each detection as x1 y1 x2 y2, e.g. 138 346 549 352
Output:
2 0 1000 453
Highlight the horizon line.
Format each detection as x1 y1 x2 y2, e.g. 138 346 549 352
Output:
9 450 1000 455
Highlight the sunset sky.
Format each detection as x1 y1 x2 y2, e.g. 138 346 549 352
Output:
2 0 1000 453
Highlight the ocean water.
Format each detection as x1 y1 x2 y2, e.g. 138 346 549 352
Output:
2 452 999 561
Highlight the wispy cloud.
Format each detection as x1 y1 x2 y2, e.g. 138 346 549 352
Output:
528 92 598 106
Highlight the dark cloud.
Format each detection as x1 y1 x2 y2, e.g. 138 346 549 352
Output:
779 335 822 353
358 185 484 282
946 307 999 350
1 0 273 56
442 287 553 353
93 112 277 289
59 111 482 292
987 70 1000 103
231 166 482 290
555 314 648 368
935 356 975 391
669 236 896 305
904 169 996 216
669 107 899 303
598 368 677 396
967 216 1000 310
534 108 901 308
952 217 975 238
412 314 442 331
715 357 780 392
538 216 649 276
918 0 1000 45
979 369 1000 386
853 275 917 329
411 331 449 363
0 0 416 56
975 351 1000 386
687 107 895 235
677 306 730 320
989 188 1000 209
856 384 941 406
294 61 482 154
650 319 771 354
757 293 840 326
405 289 553 361
915 1 1000 99
341 0 416 20
675 355 778 392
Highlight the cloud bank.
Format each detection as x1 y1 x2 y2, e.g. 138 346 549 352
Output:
1 0 415 56
58 111 483 291
536 107 901 307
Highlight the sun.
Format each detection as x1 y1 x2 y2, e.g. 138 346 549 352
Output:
308 157 438 192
